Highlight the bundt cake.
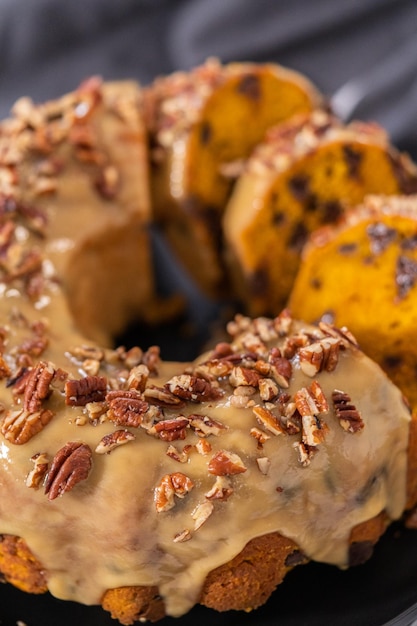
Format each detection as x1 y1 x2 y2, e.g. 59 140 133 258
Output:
223 110 417 317
0 62 417 625
289 194 417 412
146 58 324 297
0 308 414 624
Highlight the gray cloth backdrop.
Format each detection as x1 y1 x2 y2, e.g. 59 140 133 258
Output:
0 0 416 156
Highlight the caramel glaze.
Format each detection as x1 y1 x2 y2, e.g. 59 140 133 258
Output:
0 302 410 617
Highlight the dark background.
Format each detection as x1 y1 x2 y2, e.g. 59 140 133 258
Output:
0 0 416 156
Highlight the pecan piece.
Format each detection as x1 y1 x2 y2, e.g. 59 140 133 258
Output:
188 414 226 437
2 408 54 445
106 389 151 428
268 348 292 388
252 406 285 436
299 338 341 376
166 374 221 402
154 472 194 513
205 476 233 501
208 450 247 476
332 389 364 433
44 442 92 500
65 375 107 406
95 429 135 454
152 417 189 441
229 366 260 388
26 452 49 488
192 501 214 530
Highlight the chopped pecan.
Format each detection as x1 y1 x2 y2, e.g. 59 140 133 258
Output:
144 384 184 407
259 377 279 401
142 345 160 374
166 374 221 402
205 475 233 501
252 406 285 436
250 427 271 448
208 450 247 476
308 380 329 413
282 332 310 359
154 472 194 512
294 441 315 467
192 501 214 530
268 349 292 388
26 452 49 488
95 429 136 454
188 414 226 437
152 417 189 441
65 375 107 406
166 444 192 463
106 389 151 428
23 361 55 413
2 408 54 445
295 387 328 446
127 364 149 392
318 322 359 348
229 366 260 388
332 389 364 433
44 442 93 500
256 456 271 475
17 336 49 358
195 438 212 455
299 338 341 376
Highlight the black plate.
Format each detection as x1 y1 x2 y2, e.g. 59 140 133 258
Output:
1 521 417 626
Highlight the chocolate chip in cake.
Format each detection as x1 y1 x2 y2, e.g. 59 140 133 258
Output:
236 74 261 101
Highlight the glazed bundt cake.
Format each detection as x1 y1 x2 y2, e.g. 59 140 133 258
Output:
0 309 414 624
223 110 417 317
146 58 324 297
1 61 417 625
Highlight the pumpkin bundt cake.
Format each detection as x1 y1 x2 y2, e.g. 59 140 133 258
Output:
289 194 417 413
146 58 324 297
0 308 415 624
223 110 417 317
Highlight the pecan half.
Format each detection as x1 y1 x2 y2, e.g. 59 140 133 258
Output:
95 429 136 454
106 390 151 427
208 450 247 476
23 361 55 413
152 417 189 441
44 442 92 500
65 375 107 406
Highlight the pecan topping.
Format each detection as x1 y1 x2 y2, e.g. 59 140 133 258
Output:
144 385 184 407
268 349 292 387
250 427 271 448
2 408 54 445
188 414 226 437
252 406 285 436
106 389 151 428
26 452 49 488
23 361 55 413
332 389 364 433
152 417 189 441
127 364 149 392
166 444 192 463
154 472 194 513
166 374 221 402
192 501 214 530
0 354 11 379
259 377 279 401
195 438 212 455
95 429 136 454
229 366 260 388
205 475 233 501
299 337 341 376
295 386 328 447
256 456 271 475
65 375 107 406
173 529 192 543
208 450 247 476
44 442 93 500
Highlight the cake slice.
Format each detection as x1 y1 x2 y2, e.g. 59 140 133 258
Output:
289 194 417 413
0 77 156 345
146 58 324 296
223 111 417 317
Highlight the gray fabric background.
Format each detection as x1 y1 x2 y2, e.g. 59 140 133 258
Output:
0 0 416 155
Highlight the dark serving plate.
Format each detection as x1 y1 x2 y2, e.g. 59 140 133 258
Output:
2 232 417 626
